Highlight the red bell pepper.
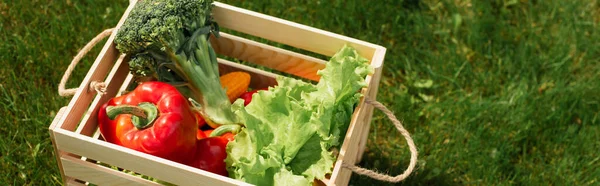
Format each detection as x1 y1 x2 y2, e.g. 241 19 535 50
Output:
190 125 239 176
189 137 229 176
197 129 208 140
191 107 207 128
203 129 214 137
202 129 235 142
219 132 236 142
97 81 198 165
239 88 268 106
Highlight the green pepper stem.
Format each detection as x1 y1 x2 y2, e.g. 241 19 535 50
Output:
105 102 159 130
209 124 241 137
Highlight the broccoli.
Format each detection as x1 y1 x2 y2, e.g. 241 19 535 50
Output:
114 0 238 125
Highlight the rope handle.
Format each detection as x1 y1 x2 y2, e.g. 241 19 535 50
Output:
58 28 116 97
342 98 418 183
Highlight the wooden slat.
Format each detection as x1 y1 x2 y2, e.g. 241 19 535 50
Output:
65 178 86 186
328 48 386 185
75 55 129 137
217 58 279 89
211 32 326 81
52 129 251 186
49 107 69 185
356 48 386 162
61 155 161 186
117 73 135 96
50 107 68 135
55 1 137 132
328 92 370 186
212 2 380 61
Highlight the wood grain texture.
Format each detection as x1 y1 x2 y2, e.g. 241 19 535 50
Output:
49 107 69 185
329 92 370 186
75 55 129 137
61 155 161 186
356 48 386 162
65 178 86 186
211 32 326 81
212 2 380 61
53 129 251 186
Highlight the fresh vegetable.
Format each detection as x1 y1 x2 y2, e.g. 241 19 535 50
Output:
225 46 373 185
239 88 268 106
192 108 207 128
197 129 208 140
220 72 251 103
114 0 239 126
219 132 236 142
196 71 251 128
189 137 229 176
97 81 198 165
203 129 214 137
192 130 237 176
202 129 236 142
209 124 241 137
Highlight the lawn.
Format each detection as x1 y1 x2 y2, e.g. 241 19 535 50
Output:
1 0 599 185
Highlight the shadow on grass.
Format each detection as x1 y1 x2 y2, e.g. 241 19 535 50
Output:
401 0 424 11
349 153 457 186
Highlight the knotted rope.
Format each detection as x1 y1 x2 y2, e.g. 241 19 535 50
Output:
342 98 418 183
58 28 114 96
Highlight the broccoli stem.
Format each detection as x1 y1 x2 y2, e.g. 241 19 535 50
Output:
174 36 238 125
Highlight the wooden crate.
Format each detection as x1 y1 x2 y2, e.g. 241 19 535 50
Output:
49 1 385 186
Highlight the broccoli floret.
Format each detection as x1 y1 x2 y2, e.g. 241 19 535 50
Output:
128 53 158 78
114 0 238 125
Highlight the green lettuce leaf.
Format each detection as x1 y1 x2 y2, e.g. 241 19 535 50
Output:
225 45 373 186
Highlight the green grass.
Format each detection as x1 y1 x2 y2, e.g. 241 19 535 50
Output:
1 0 599 185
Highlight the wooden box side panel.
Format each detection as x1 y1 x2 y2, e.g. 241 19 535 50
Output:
65 179 86 186
75 55 130 137
329 48 386 186
355 48 386 163
328 95 370 186
52 128 251 186
49 107 70 184
355 66 383 162
212 2 382 66
60 155 161 186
